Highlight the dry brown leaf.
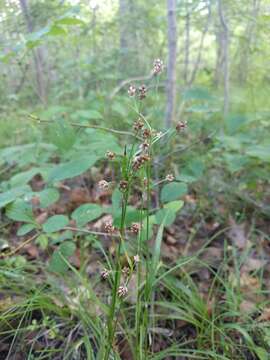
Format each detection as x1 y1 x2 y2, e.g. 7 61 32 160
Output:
241 257 267 273
240 300 257 314
228 217 248 249
35 211 48 225
258 308 270 322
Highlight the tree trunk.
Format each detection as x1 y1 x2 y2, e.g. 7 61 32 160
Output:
118 0 137 76
217 0 230 117
165 0 177 129
19 0 47 104
238 0 260 85
184 6 190 86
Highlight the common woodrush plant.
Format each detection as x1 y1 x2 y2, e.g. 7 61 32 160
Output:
98 59 187 360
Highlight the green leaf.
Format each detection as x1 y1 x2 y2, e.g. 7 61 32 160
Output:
48 241 76 274
48 25 67 36
42 215 69 233
75 109 103 120
161 182 187 203
36 234 49 250
225 114 247 134
9 168 39 188
48 156 98 182
155 201 184 227
17 223 36 236
6 200 35 223
56 17 85 26
164 200 184 212
38 188 60 208
155 208 176 226
47 119 76 153
71 204 103 227
246 145 270 163
0 186 31 208
113 206 145 227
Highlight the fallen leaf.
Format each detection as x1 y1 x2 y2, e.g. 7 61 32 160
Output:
258 308 270 322
228 217 248 249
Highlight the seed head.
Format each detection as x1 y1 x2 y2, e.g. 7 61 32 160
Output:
118 285 128 297
106 151 115 160
101 268 111 279
119 180 128 192
166 174 174 182
132 154 150 171
176 120 187 132
98 180 109 190
104 221 115 234
138 85 147 100
121 267 130 276
153 58 164 75
139 142 150 152
131 223 140 234
142 128 151 139
128 85 136 97
133 119 144 132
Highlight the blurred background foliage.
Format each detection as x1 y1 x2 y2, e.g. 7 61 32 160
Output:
0 0 269 214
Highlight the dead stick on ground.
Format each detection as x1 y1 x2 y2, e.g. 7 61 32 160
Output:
1 233 40 258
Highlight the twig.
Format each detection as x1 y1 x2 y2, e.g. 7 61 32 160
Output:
109 73 154 99
1 233 40 258
29 114 141 140
63 226 120 238
161 131 217 161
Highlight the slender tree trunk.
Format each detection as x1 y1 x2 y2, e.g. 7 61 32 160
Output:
19 0 47 104
118 0 137 76
184 6 190 86
238 0 260 85
217 0 229 117
188 2 212 86
165 0 177 128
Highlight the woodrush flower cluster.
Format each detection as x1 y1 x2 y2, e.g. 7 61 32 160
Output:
100 58 188 301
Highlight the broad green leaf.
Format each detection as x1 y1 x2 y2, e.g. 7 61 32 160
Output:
17 223 36 236
42 215 69 233
0 185 31 208
47 119 76 153
155 201 184 226
164 200 184 212
113 206 145 227
223 154 249 173
6 200 35 223
48 25 67 36
225 114 247 134
9 168 39 188
75 109 103 120
36 234 49 250
182 87 214 101
161 182 187 203
48 241 76 274
48 156 97 182
71 204 103 227
246 145 270 162
56 17 85 26
155 208 176 226
38 188 60 208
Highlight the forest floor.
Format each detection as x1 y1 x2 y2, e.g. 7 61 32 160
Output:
1 167 270 360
